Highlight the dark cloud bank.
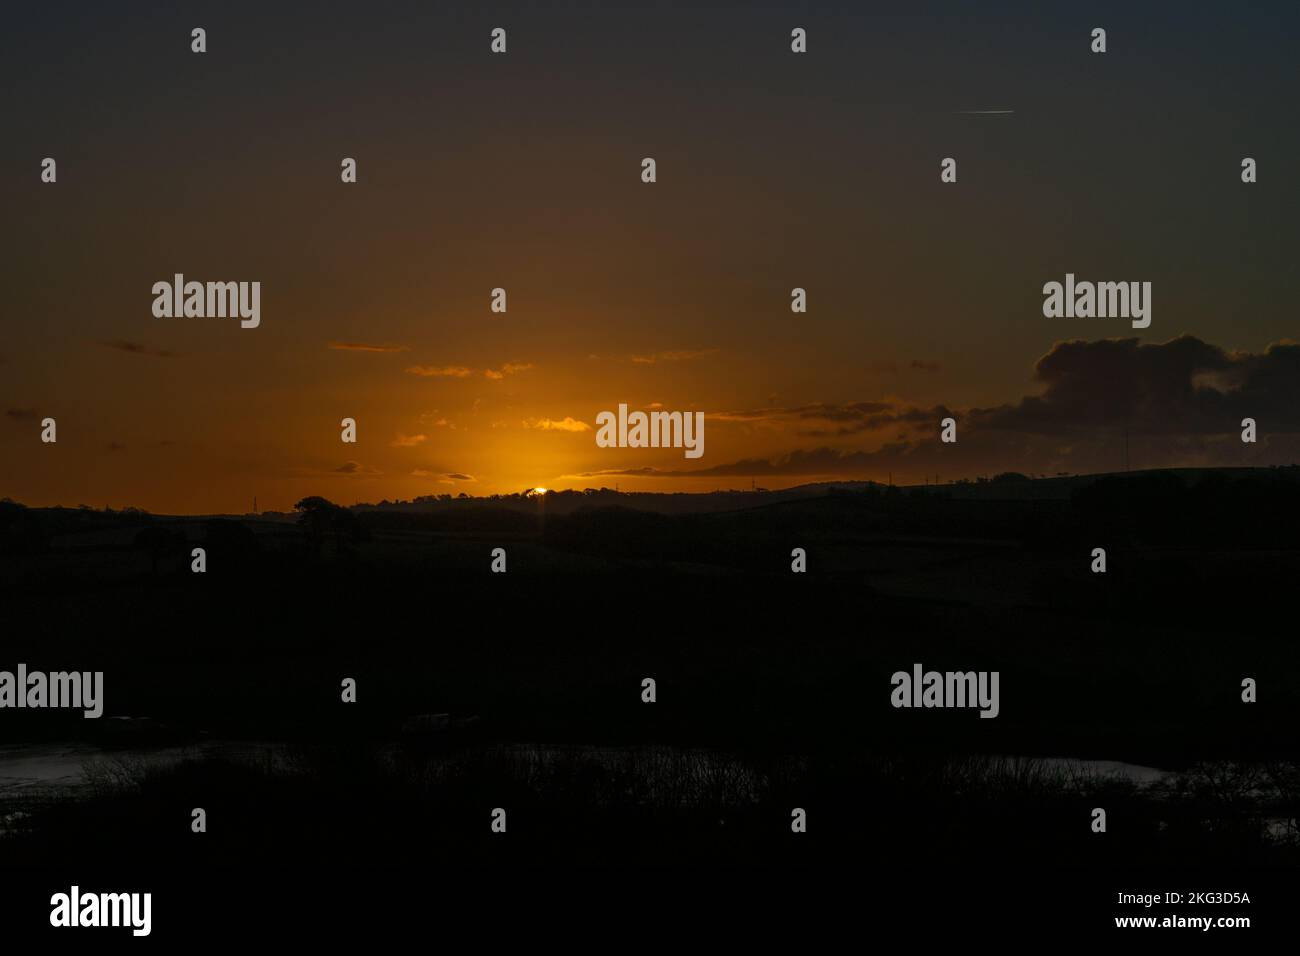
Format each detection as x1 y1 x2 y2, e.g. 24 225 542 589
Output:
581 337 1300 480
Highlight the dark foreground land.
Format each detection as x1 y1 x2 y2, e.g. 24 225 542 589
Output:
1 467 1298 867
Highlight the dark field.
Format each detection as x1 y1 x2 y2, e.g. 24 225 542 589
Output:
2 468 1299 867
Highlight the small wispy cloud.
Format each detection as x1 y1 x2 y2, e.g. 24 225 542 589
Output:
522 416 591 432
484 362 534 380
407 362 534 380
418 411 456 429
412 469 475 482
390 433 428 447
629 349 717 365
329 342 410 353
5 408 39 422
334 460 382 476
98 339 180 358
406 365 474 378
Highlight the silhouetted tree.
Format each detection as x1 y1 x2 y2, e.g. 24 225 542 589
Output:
294 496 363 554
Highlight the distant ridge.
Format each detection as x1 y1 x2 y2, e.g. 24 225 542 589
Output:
6 465 1298 520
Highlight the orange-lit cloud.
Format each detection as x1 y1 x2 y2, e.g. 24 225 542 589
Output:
485 362 535 380
629 349 717 365
711 400 948 437
406 365 474 378
569 445 921 480
329 342 410 353
522 417 591 432
390 434 428 447
334 461 382 476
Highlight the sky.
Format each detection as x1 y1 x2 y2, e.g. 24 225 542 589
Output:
2 1 1297 513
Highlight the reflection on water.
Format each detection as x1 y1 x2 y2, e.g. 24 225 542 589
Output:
1 742 1294 851
1017 756 1166 786
0 741 285 799
0 741 1168 799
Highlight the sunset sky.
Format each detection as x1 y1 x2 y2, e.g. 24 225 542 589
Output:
2 2 1297 513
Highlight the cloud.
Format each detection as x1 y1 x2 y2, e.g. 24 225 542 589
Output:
572 336 1300 482
412 470 475 481
390 433 428 447
106 442 126 452
98 340 179 358
522 416 591 432
573 445 911 479
712 400 949 437
329 342 410 353
629 349 717 365
5 408 39 422
406 365 474 378
966 336 1300 435
711 337 1296 443
418 411 456 429
405 362 533 380
333 461 382 476
484 362 534 380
